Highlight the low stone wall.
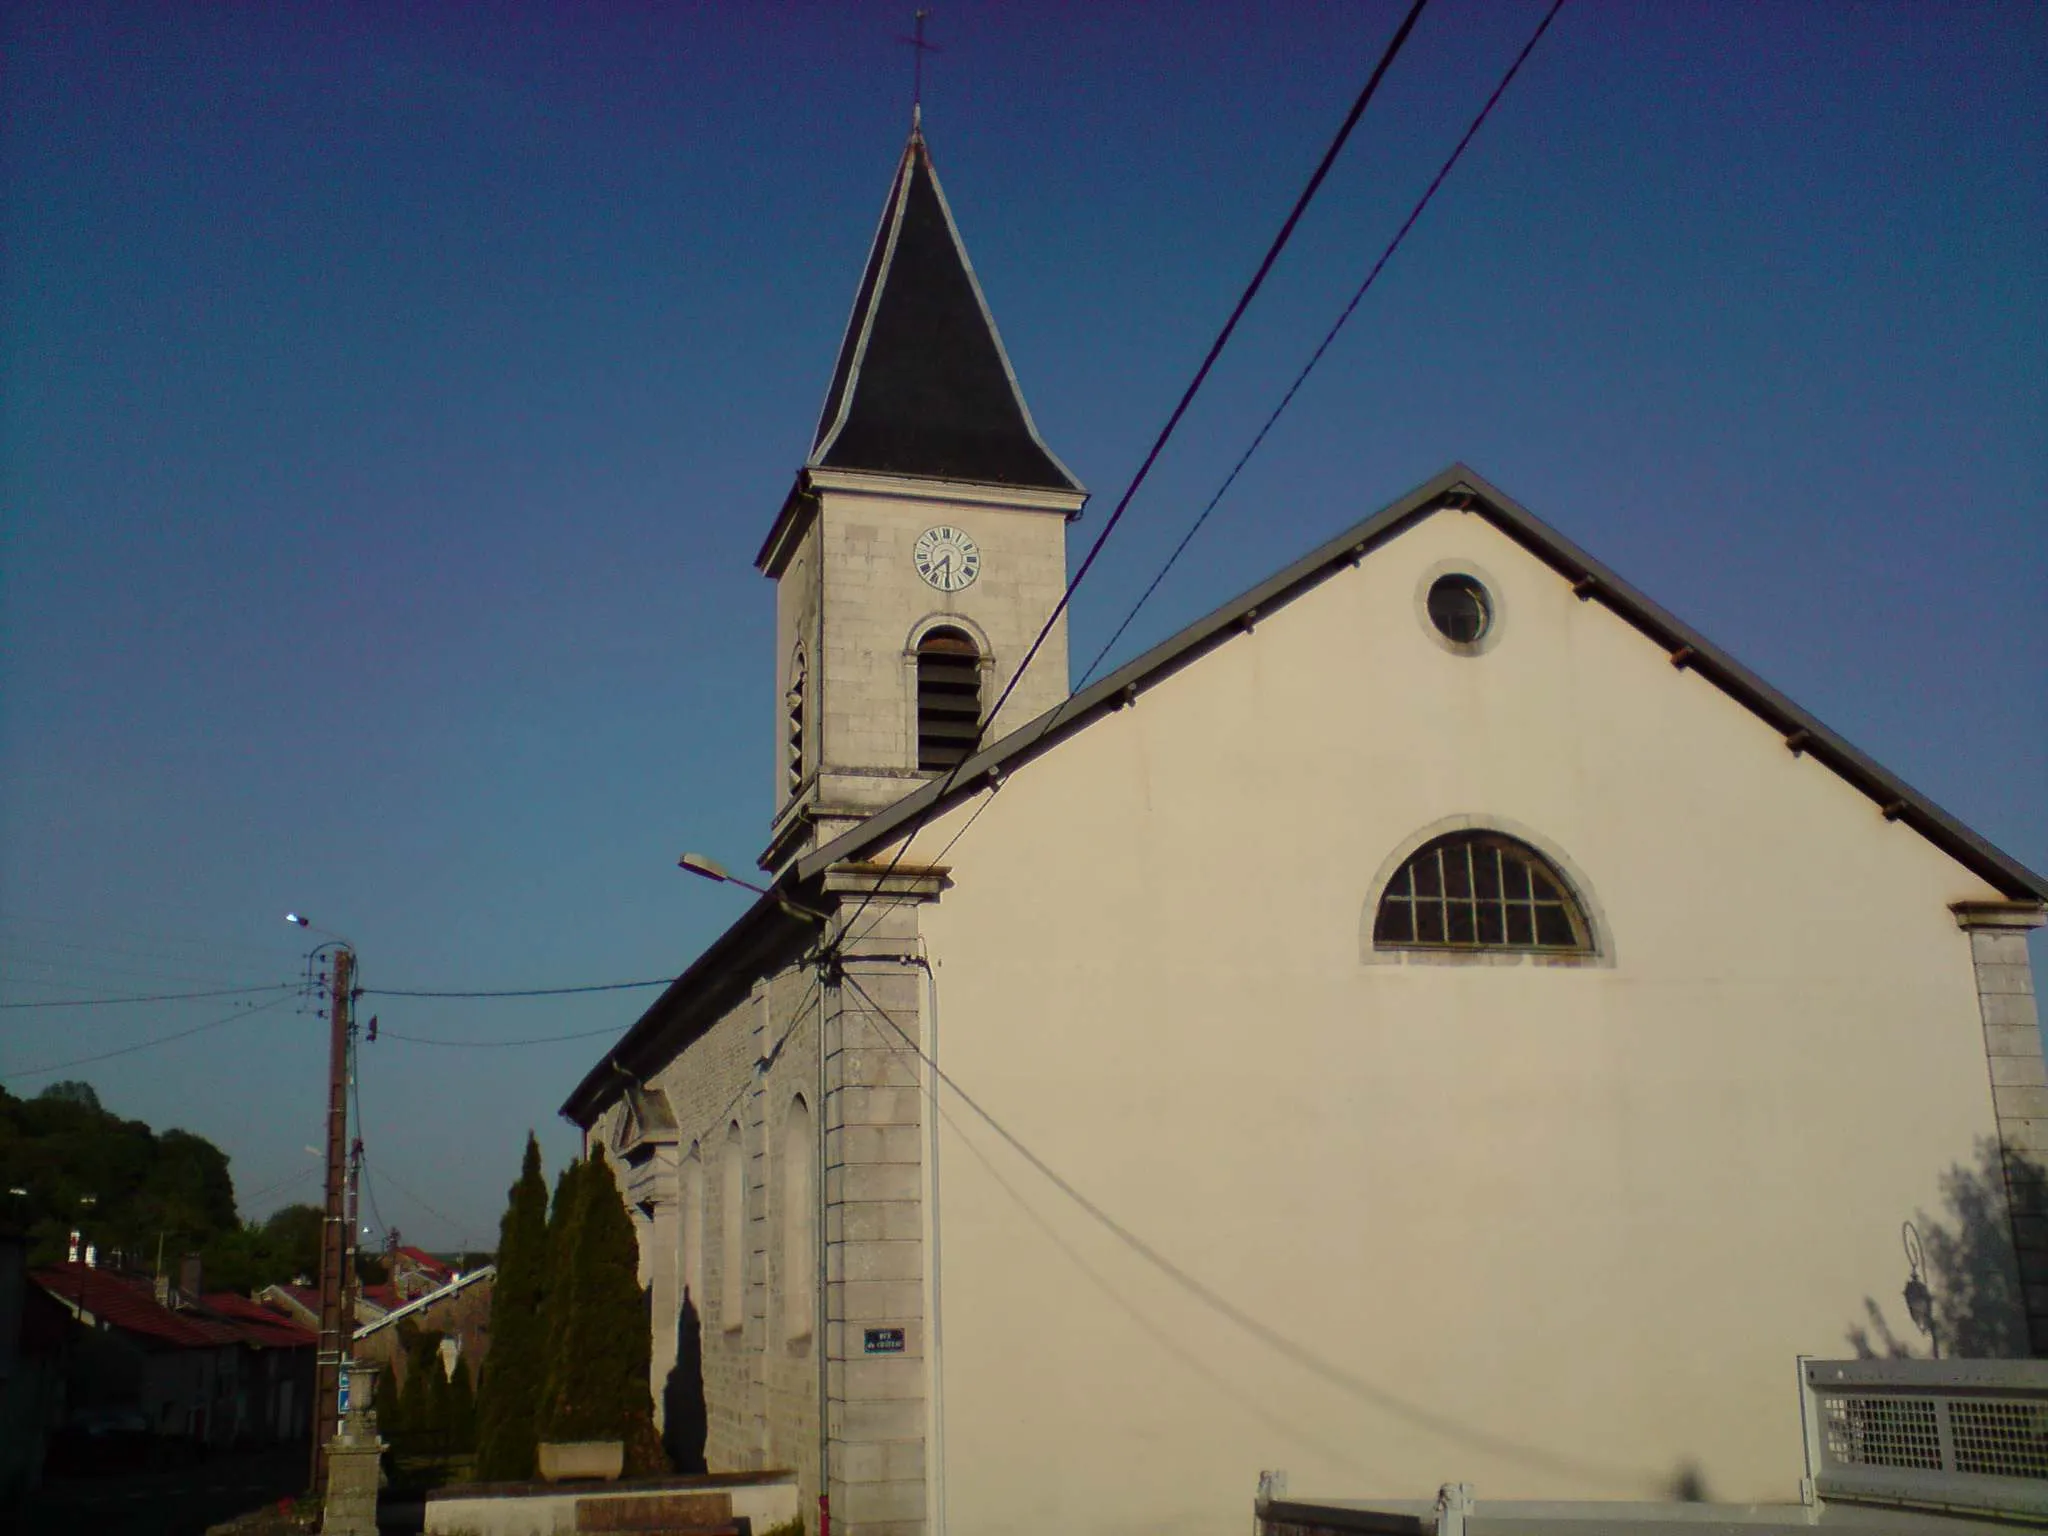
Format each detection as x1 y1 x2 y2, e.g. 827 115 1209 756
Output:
424 1470 797 1536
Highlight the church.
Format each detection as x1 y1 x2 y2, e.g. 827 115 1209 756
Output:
561 123 2048 1536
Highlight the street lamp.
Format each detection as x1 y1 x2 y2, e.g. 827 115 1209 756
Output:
678 853 829 924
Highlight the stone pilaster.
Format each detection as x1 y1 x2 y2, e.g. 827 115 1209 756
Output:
822 862 946 1536
746 979 772 1465
617 1090 682 1433
1954 900 2048 1356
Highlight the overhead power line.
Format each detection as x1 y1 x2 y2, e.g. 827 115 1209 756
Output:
358 1152 468 1248
836 0 1435 943
359 978 673 1000
237 1162 324 1211
837 972 1651 1491
0 991 300 1082
842 0 1571 956
377 1023 626 1048
1082 0 1570 685
0 981 299 1010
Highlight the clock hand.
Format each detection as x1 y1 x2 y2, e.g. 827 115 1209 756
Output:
936 553 952 584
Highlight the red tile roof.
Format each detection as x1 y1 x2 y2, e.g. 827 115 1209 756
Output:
33 1266 317 1352
33 1266 237 1348
393 1246 456 1279
202 1291 315 1349
361 1282 400 1312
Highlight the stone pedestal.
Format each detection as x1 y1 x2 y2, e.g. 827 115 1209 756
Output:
322 1362 385 1536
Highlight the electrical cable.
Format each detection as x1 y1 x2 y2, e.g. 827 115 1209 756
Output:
844 783 1002 950
349 1060 392 1246
831 0 1434 946
358 1153 467 1249
840 0 1569 954
359 1163 392 1249
935 1094 1373 1476
0 981 299 1009
837 971 1653 1490
360 979 674 999
1081 0 1570 686
377 1023 628 1048
0 911 292 964
0 990 302 1081
236 1162 324 1211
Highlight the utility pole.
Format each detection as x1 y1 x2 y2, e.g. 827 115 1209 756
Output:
311 944 354 1489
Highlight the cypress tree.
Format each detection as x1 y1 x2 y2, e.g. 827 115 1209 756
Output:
418 1341 452 1456
473 1133 550 1481
537 1151 664 1474
392 1329 446 1459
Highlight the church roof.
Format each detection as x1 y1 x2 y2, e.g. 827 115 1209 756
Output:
807 128 1083 494
563 464 2046 1129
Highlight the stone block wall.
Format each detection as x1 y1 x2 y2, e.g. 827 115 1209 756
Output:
823 875 934 1536
1956 901 2048 1356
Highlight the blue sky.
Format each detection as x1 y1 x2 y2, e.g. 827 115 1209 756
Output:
4 1 2043 1250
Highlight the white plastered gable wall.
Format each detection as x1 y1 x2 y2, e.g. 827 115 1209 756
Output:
902 505 2018 1535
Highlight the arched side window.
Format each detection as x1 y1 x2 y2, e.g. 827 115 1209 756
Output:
1373 832 1591 953
720 1123 745 1333
680 1147 703 1310
785 647 808 798
782 1096 814 1343
916 627 982 772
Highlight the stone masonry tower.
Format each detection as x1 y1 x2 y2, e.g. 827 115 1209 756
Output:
756 125 1087 872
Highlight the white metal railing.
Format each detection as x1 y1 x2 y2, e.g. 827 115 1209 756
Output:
1800 1356 2048 1520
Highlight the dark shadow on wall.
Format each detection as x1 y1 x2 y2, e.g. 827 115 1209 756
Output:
1665 1461 1709 1502
663 1289 709 1474
1847 1137 2035 1360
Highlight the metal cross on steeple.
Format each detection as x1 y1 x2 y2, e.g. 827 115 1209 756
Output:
900 8 940 129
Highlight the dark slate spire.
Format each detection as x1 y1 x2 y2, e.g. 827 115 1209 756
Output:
809 129 1082 493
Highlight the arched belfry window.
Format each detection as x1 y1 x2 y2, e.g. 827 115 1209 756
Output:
916 628 982 773
1374 832 1591 953
785 648 808 798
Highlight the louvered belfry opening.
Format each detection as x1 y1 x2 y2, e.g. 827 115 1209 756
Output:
916 628 982 773
785 649 807 798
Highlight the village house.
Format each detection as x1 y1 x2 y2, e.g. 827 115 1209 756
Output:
561 124 2047 1535
33 1258 314 1455
351 1263 495 1400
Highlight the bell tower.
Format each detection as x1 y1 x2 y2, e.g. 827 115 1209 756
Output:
756 126 1087 872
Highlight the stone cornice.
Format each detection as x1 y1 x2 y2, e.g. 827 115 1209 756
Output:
1953 900 2048 931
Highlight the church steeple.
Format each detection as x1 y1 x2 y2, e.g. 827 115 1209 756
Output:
808 128 1082 493
756 128 1086 875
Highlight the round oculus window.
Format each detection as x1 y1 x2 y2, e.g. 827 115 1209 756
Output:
1426 575 1491 645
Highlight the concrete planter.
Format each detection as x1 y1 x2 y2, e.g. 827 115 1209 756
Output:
536 1440 624 1482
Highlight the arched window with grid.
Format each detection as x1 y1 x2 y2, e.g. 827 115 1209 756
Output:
1373 832 1592 953
916 627 982 772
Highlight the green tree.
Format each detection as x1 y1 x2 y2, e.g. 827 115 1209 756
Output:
390 1327 450 1458
473 1133 550 1481
206 1202 326 1294
537 1151 663 1474
0 1082 244 1274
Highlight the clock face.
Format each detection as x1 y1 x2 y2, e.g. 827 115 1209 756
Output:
913 525 981 593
